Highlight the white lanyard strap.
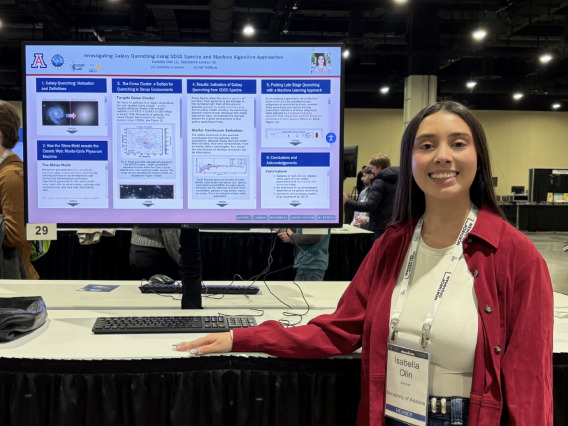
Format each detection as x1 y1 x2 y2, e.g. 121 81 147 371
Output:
0 149 12 165
390 205 479 348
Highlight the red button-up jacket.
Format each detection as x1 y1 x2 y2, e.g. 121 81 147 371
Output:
233 205 553 425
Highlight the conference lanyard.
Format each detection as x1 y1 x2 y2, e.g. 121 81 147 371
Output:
0 149 12 165
389 205 479 348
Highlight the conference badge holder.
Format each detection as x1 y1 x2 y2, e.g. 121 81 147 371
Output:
385 338 430 426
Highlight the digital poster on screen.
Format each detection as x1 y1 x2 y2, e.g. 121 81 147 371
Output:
23 43 344 228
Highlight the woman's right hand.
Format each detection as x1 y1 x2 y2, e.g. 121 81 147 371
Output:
173 332 233 355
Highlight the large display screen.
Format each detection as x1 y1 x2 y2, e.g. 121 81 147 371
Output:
23 43 344 228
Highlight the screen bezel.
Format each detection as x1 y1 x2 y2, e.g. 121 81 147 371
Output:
22 41 345 229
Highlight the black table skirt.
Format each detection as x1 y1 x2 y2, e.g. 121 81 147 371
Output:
500 203 568 232
32 230 374 282
554 353 568 426
0 357 361 426
1 354 567 426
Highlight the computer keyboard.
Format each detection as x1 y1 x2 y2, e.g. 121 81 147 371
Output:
92 315 257 334
138 283 260 295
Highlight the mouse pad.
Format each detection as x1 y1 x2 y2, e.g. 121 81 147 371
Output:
77 284 119 292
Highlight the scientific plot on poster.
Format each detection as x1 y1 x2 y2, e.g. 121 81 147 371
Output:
114 124 181 209
196 157 248 175
121 125 173 159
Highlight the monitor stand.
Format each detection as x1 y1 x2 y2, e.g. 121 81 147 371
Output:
179 228 203 309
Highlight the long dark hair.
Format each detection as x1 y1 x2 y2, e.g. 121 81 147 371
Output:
392 100 505 223
314 53 327 66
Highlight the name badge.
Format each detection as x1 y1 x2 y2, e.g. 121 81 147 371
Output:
385 343 430 426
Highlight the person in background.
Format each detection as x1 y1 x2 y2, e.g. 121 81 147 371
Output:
130 227 181 280
175 100 553 425
355 165 367 195
277 228 330 281
343 153 399 240
351 166 375 229
0 101 38 279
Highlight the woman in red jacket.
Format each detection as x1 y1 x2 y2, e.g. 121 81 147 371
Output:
175 101 553 426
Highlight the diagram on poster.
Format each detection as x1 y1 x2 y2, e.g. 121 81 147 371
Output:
196 157 248 175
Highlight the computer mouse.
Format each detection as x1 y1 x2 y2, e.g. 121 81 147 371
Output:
148 274 175 284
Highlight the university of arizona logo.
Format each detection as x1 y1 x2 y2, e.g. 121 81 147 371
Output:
31 53 47 68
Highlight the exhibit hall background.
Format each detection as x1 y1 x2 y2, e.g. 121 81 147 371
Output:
9 101 568 199
343 108 568 197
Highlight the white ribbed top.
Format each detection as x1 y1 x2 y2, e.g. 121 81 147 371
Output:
390 240 478 397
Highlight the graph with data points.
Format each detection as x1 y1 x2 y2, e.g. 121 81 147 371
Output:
121 126 172 158
195 157 248 175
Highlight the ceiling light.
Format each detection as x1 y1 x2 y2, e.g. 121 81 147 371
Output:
466 80 477 89
380 86 390 94
243 24 255 36
513 92 524 100
552 103 561 110
342 49 350 59
393 0 408 4
539 53 553 64
472 29 487 41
